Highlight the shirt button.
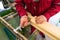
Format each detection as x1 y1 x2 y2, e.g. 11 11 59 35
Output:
34 7 36 10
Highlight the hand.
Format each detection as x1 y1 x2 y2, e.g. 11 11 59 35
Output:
35 15 47 24
20 15 29 28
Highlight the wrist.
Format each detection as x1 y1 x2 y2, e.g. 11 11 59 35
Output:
21 15 28 18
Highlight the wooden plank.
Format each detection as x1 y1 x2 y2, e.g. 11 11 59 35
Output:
2 12 14 18
0 17 28 40
2 12 18 20
27 12 60 40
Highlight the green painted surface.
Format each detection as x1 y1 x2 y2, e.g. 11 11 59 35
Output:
4 27 16 40
7 16 31 37
0 8 16 17
0 16 31 40
7 16 20 28
0 16 19 40
0 22 9 40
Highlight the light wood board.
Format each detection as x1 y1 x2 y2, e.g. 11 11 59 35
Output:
28 13 60 40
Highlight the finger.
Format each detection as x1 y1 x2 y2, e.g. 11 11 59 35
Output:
36 20 43 24
21 19 28 28
20 17 26 27
20 22 23 27
36 17 44 24
24 21 28 27
20 21 25 28
20 19 24 27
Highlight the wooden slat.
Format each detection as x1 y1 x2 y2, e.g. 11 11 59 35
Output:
27 12 60 40
2 12 14 18
2 12 18 20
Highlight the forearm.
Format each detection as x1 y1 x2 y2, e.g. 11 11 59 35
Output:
43 6 60 21
43 0 60 21
15 0 27 17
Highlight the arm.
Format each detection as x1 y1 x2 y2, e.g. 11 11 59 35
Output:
15 0 28 27
15 0 27 17
43 0 60 21
36 0 60 24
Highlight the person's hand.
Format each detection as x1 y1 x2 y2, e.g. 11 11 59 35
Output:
20 15 29 28
35 15 47 24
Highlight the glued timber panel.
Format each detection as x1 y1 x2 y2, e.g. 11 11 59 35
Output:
30 16 60 40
